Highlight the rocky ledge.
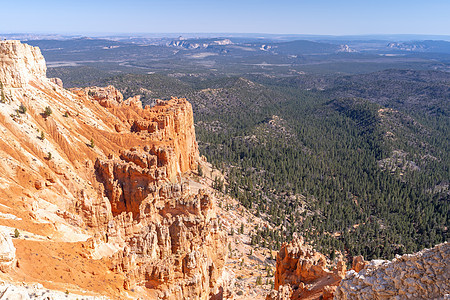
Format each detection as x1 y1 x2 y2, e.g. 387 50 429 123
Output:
335 242 449 300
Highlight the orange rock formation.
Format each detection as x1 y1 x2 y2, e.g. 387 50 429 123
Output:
267 235 345 300
0 40 228 299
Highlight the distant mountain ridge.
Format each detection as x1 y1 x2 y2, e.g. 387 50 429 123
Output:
387 40 450 53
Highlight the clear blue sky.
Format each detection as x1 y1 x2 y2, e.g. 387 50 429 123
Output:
1 0 449 35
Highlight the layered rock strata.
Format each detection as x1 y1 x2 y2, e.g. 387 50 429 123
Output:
0 40 227 299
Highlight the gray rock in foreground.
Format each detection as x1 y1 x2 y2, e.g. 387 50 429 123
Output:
335 242 449 300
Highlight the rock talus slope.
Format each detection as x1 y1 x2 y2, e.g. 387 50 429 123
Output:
335 242 449 300
0 40 229 299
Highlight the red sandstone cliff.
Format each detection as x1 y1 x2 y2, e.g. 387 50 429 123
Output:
0 40 229 299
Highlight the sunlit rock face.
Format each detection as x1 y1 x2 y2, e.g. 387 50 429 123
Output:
267 235 346 300
0 40 228 299
0 40 46 88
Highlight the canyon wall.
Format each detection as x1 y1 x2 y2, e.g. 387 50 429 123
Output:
0 40 228 299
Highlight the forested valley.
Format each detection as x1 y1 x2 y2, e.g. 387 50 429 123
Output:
49 67 449 262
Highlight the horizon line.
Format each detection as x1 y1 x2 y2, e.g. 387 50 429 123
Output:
2 32 450 38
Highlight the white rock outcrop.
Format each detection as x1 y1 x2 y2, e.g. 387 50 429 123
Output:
0 282 109 299
0 232 16 271
335 242 449 300
0 40 46 88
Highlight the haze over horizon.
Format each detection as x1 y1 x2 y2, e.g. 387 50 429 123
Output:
2 0 450 36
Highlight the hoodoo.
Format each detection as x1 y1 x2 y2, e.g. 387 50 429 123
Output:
266 235 345 300
0 40 228 299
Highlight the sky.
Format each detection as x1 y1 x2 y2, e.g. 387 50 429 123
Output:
1 0 450 36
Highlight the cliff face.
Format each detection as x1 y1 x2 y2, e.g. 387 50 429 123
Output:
267 235 345 300
0 40 227 299
0 40 46 88
335 242 449 300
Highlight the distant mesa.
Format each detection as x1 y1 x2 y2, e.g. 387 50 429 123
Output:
168 38 233 49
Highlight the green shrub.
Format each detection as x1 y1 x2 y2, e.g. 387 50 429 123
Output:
43 106 52 117
197 164 203 177
18 104 27 114
0 81 5 103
